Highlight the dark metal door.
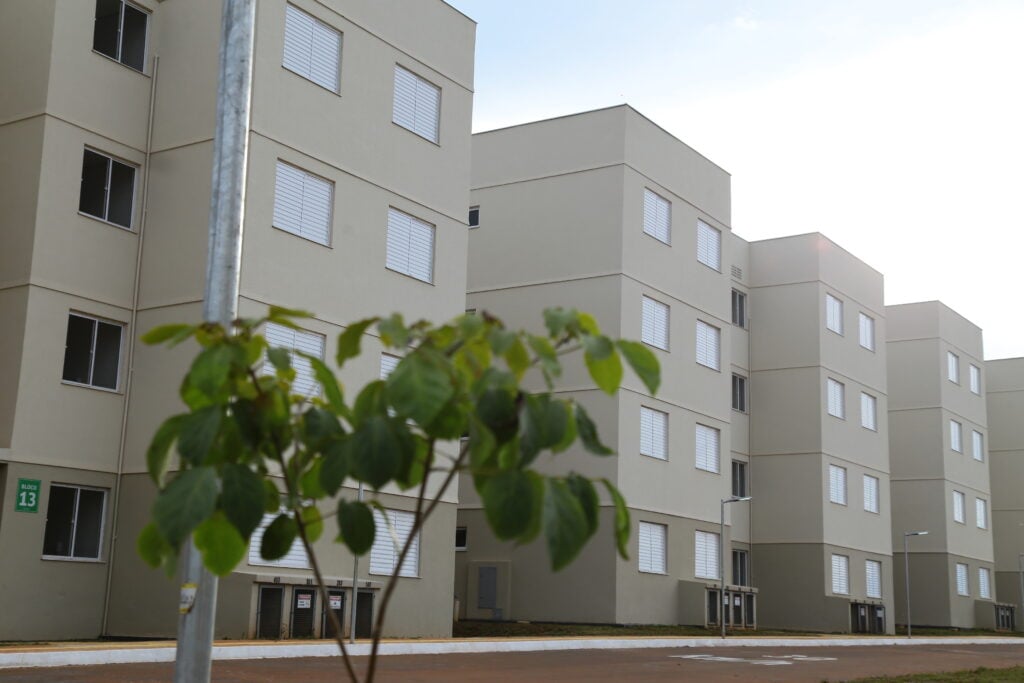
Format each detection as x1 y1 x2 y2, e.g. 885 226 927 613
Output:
291 588 316 638
322 591 345 639
257 586 284 639
355 590 374 639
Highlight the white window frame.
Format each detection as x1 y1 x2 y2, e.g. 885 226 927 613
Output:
950 419 963 453
732 373 747 413
41 484 107 561
386 207 435 283
956 562 969 596
860 392 877 431
393 64 441 143
969 364 981 395
641 296 669 351
642 189 671 244
369 508 420 577
696 219 721 271
694 530 720 580
976 498 988 529
468 205 480 229
865 559 882 599
863 474 879 513
637 521 667 574
639 406 668 461
972 430 984 462
831 554 850 595
828 464 847 505
979 567 992 599
953 490 966 524
827 378 845 419
825 294 844 335
695 320 720 370
79 148 138 230
731 289 746 329
947 351 960 384
282 3 342 92
61 312 125 391
248 510 311 569
858 312 875 351
272 160 334 245
263 322 326 398
695 423 720 474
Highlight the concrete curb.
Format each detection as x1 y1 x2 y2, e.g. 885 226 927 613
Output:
2 636 1023 669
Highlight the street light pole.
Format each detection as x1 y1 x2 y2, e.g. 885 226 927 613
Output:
1018 553 1024 629
903 531 928 638
720 496 751 639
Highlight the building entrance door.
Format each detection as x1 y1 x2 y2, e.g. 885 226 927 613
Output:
322 591 345 639
355 590 374 638
257 586 284 639
291 588 316 638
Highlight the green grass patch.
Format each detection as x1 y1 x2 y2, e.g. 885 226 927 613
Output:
844 666 1024 682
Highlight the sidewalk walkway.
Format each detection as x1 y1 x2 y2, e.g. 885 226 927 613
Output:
3 635 1023 669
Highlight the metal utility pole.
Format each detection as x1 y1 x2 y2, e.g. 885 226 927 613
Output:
174 1 256 681
720 496 751 638
349 482 365 643
903 531 928 638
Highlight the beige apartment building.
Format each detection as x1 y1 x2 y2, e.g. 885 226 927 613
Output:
886 302 1006 629
0 0 474 641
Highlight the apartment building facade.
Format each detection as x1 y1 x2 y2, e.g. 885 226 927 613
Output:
0 0 474 641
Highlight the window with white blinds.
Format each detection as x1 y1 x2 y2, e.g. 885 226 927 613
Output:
956 563 969 596
976 498 988 529
641 296 669 350
695 424 720 473
827 378 845 418
282 4 341 92
393 64 441 143
969 364 981 394
380 353 401 379
972 430 984 462
642 189 671 244
950 420 963 452
263 322 325 398
638 521 666 574
369 508 419 577
831 554 849 594
696 220 721 271
248 511 310 569
979 567 992 599
865 559 882 598
386 207 434 283
828 464 847 505
826 294 843 334
694 530 720 580
953 490 966 523
863 474 879 513
639 407 668 460
273 161 333 245
859 312 875 350
860 392 877 430
695 321 720 370
947 351 959 383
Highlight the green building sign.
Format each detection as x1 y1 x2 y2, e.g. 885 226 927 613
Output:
15 478 41 513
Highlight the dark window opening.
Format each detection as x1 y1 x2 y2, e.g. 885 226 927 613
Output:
731 289 746 328
455 526 467 550
42 485 106 559
732 374 747 413
93 0 148 72
468 206 479 228
79 149 136 228
62 313 123 390
732 549 749 586
731 460 748 498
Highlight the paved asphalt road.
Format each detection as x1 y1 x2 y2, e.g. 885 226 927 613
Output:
2 643 1023 682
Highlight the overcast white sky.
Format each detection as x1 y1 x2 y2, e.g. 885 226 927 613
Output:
447 0 1024 359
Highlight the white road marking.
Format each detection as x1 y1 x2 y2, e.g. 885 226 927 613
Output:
672 653 838 666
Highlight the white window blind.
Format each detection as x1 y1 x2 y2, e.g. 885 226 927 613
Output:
972 430 984 462
860 392 877 430
273 161 333 245
386 207 434 283
380 353 401 379
248 511 310 569
863 474 879 513
695 321 720 370
639 407 668 460
953 490 966 523
264 322 325 398
694 530 720 580
393 64 441 143
641 296 669 350
950 420 963 452
696 220 721 271
865 559 882 598
859 312 875 350
969 364 981 394
831 554 849 594
695 424 720 473
828 465 847 505
826 294 843 334
638 521 666 574
956 563 969 596
369 508 419 577
976 498 988 529
643 189 671 244
827 378 845 418
979 567 992 599
948 351 959 383
283 4 341 92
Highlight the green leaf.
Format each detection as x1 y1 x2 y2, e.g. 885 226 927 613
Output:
153 467 218 547
543 308 576 337
319 437 352 495
481 469 539 540
352 381 388 424
583 335 623 395
386 349 454 425
336 318 378 368
195 512 247 576
527 335 561 387
457 312 484 338
268 305 312 323
300 505 323 544
186 344 234 401
141 323 195 346
576 312 600 335
176 405 223 465
519 394 568 465
137 522 171 569
601 478 631 560
543 479 591 571
307 356 345 413
378 314 409 348
616 340 661 394
300 460 326 499
146 414 185 486
395 435 429 490
422 397 470 441
503 337 530 381
221 464 266 538
349 416 405 489
475 388 518 443
566 474 600 538
552 401 578 453
575 403 613 455
266 347 291 374
302 407 342 452
487 328 516 355
263 480 281 512
261 513 297 561
336 499 375 555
